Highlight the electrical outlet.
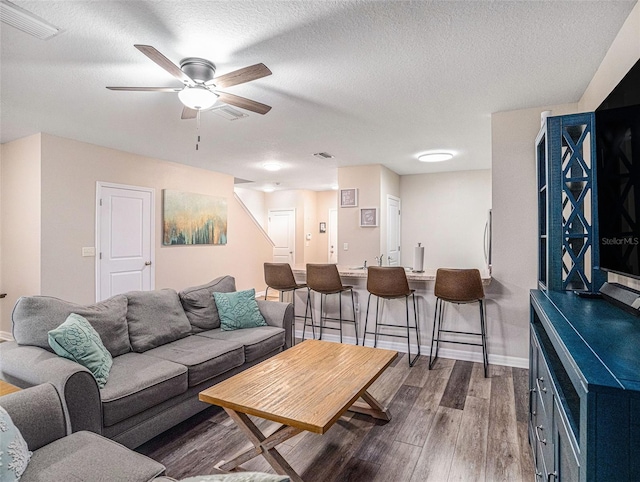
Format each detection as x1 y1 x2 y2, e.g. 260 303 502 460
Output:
355 302 360 313
343 243 349 250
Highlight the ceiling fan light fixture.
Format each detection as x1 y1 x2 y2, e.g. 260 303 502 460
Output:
178 85 218 110
418 152 454 163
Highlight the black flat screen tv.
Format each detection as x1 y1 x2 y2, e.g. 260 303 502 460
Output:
596 58 640 279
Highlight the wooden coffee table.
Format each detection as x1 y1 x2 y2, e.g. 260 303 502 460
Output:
199 339 397 482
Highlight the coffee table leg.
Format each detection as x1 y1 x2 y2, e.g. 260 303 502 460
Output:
347 390 392 421
220 408 305 482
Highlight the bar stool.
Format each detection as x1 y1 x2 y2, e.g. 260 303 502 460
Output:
429 268 488 377
362 267 421 366
263 263 311 344
306 264 358 344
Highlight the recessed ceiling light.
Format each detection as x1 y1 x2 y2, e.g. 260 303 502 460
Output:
263 186 275 193
263 162 282 171
418 152 454 163
331 184 339 191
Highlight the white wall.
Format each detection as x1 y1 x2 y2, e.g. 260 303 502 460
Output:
400 170 491 270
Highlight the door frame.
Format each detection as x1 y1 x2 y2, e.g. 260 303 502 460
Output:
328 208 338 264
386 195 401 266
95 182 156 301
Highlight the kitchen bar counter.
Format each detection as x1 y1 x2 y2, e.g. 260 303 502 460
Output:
291 265 491 284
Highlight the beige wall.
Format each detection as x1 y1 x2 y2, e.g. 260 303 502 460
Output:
579 1 640 113
234 187 267 229
1 134 273 321
338 165 382 266
491 102 578 361
400 170 491 270
0 134 42 336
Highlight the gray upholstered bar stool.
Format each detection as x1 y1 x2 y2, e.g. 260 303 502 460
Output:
263 262 311 344
362 266 421 366
429 268 488 377
305 263 358 344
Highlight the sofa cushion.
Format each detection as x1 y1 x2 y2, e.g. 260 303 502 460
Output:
20 431 165 482
11 295 130 357
144 336 245 387
179 276 236 332
100 352 188 427
214 289 267 331
48 313 113 388
0 405 32 481
196 326 285 362
126 289 192 352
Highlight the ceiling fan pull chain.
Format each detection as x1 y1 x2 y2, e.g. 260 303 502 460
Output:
195 109 201 150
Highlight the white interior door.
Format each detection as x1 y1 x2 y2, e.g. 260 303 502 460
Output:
97 183 154 301
387 195 401 266
268 209 295 263
328 208 338 264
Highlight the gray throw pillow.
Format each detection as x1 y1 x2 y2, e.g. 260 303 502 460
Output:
179 276 236 332
126 289 192 352
12 295 130 357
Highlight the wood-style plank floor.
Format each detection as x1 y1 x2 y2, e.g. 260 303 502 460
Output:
137 354 535 481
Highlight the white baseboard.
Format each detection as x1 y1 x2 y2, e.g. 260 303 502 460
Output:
293 330 528 369
0 331 14 342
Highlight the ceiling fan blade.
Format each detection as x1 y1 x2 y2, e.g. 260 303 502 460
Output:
217 92 271 115
134 44 194 85
181 106 198 120
106 86 182 92
212 63 272 88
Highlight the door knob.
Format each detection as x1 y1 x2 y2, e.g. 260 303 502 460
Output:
145 261 152 266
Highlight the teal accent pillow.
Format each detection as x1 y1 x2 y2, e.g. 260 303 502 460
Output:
48 313 113 388
213 289 267 331
0 405 32 481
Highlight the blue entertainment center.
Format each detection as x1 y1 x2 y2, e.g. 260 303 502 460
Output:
531 59 640 481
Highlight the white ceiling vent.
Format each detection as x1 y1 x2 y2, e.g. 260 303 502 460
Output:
210 104 249 121
314 152 335 159
1 0 61 40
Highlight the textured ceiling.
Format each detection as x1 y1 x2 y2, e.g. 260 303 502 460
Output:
1 0 636 191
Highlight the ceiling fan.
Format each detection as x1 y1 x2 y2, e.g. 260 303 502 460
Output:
107 45 272 119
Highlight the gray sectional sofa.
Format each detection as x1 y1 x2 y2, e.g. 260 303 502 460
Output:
0 383 167 481
0 275 293 449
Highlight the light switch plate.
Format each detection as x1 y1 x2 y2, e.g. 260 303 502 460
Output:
82 247 96 257
343 243 349 250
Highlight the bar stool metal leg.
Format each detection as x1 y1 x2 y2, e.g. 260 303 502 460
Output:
302 288 316 341
350 289 358 345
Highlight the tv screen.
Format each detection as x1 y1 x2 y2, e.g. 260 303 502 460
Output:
596 59 640 279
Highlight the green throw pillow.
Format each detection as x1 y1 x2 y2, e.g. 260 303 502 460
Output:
48 313 113 388
213 289 267 331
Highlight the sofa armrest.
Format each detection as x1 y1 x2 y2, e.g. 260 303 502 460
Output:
256 300 294 348
0 383 67 450
0 341 102 435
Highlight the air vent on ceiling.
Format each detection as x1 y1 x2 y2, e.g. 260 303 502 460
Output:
0 0 61 40
211 104 249 121
234 177 253 184
314 152 335 159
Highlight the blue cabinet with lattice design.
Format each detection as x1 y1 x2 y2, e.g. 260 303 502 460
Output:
536 112 606 292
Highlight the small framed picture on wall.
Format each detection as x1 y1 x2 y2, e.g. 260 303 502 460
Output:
360 208 378 227
340 188 358 207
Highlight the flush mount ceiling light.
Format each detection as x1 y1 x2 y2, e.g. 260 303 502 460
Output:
418 152 454 163
177 85 218 110
263 186 275 193
262 162 282 172
0 0 61 40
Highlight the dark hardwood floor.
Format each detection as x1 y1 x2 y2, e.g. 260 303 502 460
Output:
137 354 535 481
